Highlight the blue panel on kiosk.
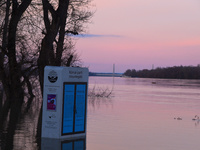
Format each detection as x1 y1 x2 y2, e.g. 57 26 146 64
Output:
63 84 75 134
74 140 85 150
75 84 86 132
62 142 73 150
62 139 85 150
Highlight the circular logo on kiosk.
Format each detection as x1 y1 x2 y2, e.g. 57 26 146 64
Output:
48 70 58 83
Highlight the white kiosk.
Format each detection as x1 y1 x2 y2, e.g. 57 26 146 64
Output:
41 66 89 139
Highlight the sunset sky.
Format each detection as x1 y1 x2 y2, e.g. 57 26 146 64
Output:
75 0 200 73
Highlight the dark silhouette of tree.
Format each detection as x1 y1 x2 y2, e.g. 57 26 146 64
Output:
124 69 132 76
38 0 93 91
0 0 93 149
0 0 34 149
0 0 29 99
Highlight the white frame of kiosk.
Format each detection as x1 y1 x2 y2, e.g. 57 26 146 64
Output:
41 66 89 139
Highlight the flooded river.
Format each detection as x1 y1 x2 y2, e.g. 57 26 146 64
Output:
1 77 200 150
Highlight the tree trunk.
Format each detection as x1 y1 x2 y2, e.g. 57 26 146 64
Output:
55 0 69 66
38 36 55 93
7 19 24 101
4 99 23 150
7 0 32 100
0 0 11 99
38 0 70 90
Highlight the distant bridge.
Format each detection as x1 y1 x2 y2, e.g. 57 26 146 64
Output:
89 72 123 77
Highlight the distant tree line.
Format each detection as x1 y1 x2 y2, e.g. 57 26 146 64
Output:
123 65 200 79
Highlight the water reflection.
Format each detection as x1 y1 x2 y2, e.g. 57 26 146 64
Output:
41 137 86 150
1 77 200 150
0 95 41 150
195 121 200 127
88 97 113 109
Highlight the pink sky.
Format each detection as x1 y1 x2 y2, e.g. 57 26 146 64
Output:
75 0 200 73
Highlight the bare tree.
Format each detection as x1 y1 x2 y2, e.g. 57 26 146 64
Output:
0 0 34 149
38 0 93 91
0 0 93 148
0 0 93 98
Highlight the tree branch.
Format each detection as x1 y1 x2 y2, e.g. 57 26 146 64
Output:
65 30 78 35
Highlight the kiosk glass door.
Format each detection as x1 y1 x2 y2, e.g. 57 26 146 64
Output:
62 83 87 135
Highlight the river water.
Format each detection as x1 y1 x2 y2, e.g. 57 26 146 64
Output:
87 77 200 150
1 77 200 150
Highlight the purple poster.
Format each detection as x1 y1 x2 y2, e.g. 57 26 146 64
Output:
47 94 56 111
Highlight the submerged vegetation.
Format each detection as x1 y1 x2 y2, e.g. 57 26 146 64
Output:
88 85 113 98
124 65 200 79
